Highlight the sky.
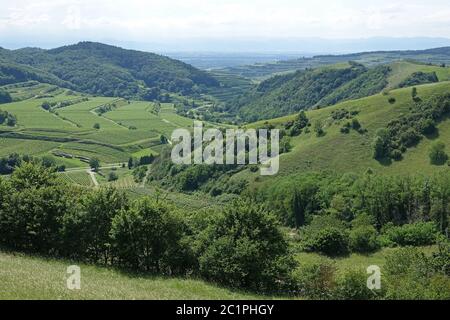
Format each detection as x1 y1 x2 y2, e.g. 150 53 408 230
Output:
1 0 450 51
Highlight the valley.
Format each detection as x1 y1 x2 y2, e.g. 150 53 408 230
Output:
1 42 449 300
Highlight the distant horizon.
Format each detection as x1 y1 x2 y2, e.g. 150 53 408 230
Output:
3 36 450 55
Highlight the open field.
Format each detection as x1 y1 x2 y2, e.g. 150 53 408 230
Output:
0 245 438 300
0 250 265 300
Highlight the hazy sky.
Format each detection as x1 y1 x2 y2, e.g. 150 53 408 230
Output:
1 0 450 50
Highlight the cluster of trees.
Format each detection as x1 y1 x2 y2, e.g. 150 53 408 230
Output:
0 163 294 292
0 153 66 175
373 92 450 161
0 110 16 126
262 171 450 234
0 109 17 126
148 148 248 195
293 242 449 299
0 89 12 104
429 141 449 165
284 111 310 136
398 71 439 88
318 65 391 107
41 97 89 111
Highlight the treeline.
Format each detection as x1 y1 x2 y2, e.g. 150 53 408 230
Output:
0 163 292 293
261 171 449 233
0 163 448 299
0 153 65 175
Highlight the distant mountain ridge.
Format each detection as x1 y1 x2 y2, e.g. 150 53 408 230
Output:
221 46 450 79
0 42 219 100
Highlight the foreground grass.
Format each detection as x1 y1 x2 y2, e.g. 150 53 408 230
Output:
0 251 266 300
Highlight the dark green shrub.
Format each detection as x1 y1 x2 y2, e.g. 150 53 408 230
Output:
334 269 376 300
62 187 128 262
197 199 296 292
382 222 438 247
304 227 350 256
390 149 403 161
293 262 336 299
429 141 448 165
111 198 194 275
349 226 380 253
384 247 450 300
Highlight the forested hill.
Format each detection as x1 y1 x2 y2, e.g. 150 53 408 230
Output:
0 42 219 100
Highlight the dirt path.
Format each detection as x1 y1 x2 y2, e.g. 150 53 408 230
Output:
87 169 99 187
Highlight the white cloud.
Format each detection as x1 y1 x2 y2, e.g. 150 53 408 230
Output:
1 0 450 45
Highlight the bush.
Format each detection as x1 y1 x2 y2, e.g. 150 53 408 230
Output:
197 199 296 292
351 118 361 130
304 227 349 256
382 222 438 247
108 171 118 182
429 141 448 165
62 187 128 262
390 149 403 161
384 247 450 300
334 269 376 300
0 90 12 104
293 262 336 299
0 163 77 254
111 198 194 275
349 226 380 253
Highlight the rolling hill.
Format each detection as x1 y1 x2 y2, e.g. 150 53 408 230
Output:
239 80 450 189
227 61 450 122
0 42 219 100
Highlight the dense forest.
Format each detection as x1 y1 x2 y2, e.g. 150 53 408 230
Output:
0 42 220 100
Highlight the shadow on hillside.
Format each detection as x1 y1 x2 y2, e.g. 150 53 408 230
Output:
424 128 440 140
377 157 392 167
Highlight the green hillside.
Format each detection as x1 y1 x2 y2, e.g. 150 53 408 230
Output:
227 61 450 122
0 42 219 100
244 81 450 184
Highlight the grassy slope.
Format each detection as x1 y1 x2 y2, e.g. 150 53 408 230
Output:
387 61 450 88
0 246 437 300
242 81 450 186
0 251 263 300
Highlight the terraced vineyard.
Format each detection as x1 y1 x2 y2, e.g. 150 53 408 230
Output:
0 86 196 171
60 171 94 187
